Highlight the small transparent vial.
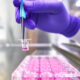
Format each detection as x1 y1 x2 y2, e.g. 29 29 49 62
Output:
22 40 29 51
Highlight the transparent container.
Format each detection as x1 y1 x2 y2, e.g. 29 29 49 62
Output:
12 56 80 80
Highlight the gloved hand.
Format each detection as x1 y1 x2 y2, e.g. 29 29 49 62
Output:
13 0 80 37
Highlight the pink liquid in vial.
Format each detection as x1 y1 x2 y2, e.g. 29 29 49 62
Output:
22 40 29 51
22 46 29 51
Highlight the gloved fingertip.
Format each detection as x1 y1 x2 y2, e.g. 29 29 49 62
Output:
13 0 20 7
25 25 35 29
15 8 21 23
24 19 36 29
16 18 21 23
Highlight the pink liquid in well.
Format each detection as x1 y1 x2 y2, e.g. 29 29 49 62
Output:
12 56 80 80
22 46 29 51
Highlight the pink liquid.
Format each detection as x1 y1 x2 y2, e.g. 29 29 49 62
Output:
12 56 80 80
22 46 29 51
22 47 28 50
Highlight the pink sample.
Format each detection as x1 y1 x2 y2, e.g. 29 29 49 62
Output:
22 45 29 51
22 47 29 51
22 40 29 51
12 56 80 80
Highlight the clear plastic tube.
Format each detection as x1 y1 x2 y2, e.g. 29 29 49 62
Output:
22 40 29 51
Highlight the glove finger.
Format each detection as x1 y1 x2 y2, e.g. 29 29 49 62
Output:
15 8 29 23
15 7 37 29
13 0 20 7
15 8 21 23
24 18 36 29
24 0 64 13
24 13 39 29
16 11 36 30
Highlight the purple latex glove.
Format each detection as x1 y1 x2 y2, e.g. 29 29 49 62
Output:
13 0 80 37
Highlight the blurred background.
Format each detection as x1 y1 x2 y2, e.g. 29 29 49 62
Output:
0 0 80 80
